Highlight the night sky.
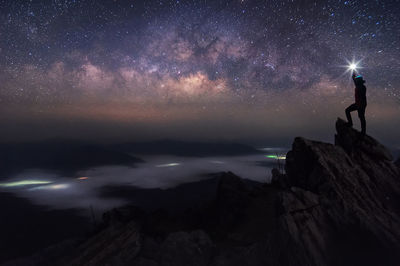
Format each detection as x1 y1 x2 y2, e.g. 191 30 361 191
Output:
0 0 399 146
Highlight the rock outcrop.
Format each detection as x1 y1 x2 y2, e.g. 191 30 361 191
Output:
277 118 400 265
4 118 400 266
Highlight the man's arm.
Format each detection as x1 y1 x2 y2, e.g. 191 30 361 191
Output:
352 71 357 80
352 71 357 85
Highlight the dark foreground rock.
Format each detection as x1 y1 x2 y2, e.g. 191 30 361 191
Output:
4 118 400 266
276 118 400 266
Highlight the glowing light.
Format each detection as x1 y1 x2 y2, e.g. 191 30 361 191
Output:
29 184 70 191
348 63 358 71
0 180 52 187
265 155 286 160
155 163 181 167
343 58 363 74
77 177 89 180
210 160 224 164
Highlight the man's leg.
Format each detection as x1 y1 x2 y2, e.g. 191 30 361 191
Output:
358 106 366 135
345 104 358 126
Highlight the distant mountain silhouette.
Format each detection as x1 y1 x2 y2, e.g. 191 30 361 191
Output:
0 139 262 177
111 139 263 157
0 140 144 177
98 173 261 212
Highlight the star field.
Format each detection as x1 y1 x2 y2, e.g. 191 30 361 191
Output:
0 0 399 145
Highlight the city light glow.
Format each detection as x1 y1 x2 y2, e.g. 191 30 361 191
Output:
265 155 286 160
0 180 53 188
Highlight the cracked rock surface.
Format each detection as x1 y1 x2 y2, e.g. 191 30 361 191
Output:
275 118 400 266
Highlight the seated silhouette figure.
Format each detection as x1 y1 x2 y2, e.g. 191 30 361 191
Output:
345 71 367 135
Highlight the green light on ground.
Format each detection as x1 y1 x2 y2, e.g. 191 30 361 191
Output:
0 180 53 187
265 155 286 160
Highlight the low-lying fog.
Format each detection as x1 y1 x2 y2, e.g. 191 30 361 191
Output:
0 148 287 215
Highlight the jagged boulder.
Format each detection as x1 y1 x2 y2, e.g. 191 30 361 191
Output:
271 168 289 188
278 118 400 266
335 118 393 161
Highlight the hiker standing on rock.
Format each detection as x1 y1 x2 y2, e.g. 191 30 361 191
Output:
345 71 367 135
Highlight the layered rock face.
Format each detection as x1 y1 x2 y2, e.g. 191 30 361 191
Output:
276 118 400 265
4 118 400 266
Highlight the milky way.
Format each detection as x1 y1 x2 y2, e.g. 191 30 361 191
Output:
0 0 399 146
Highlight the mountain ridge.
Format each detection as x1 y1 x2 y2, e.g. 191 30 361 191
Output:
3 118 400 266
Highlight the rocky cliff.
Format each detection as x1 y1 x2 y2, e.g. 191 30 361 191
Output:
272 118 400 266
4 118 400 266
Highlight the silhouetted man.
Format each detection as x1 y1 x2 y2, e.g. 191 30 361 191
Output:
345 72 367 135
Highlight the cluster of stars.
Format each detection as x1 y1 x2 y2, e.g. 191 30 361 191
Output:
0 0 398 143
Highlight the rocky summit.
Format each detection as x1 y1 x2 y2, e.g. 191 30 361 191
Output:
274 118 400 266
4 118 400 266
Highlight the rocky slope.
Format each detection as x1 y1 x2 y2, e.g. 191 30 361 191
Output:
272 118 400 265
4 118 400 266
